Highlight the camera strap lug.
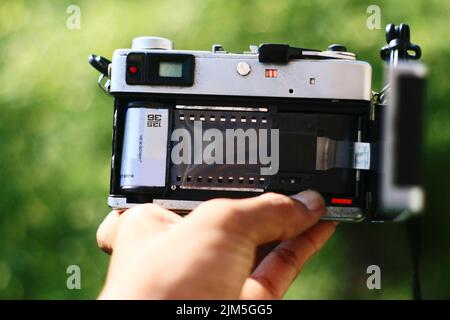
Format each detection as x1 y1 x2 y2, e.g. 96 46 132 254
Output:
97 73 111 95
89 54 112 95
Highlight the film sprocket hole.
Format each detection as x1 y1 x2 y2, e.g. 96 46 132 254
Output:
89 24 427 222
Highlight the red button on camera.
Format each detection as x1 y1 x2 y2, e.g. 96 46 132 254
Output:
129 66 138 74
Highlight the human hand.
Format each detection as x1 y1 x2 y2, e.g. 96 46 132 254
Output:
96 191 336 299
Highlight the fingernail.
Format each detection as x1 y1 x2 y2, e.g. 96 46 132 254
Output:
290 190 325 212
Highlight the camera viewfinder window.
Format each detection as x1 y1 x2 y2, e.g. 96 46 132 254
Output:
159 62 183 78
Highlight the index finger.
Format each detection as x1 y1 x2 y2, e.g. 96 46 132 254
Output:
97 204 182 254
241 221 337 299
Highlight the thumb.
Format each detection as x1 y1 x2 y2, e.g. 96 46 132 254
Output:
191 190 326 246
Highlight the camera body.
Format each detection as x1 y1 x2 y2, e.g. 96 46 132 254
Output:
90 26 426 222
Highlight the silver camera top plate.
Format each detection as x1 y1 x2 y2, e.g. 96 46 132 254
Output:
109 37 372 102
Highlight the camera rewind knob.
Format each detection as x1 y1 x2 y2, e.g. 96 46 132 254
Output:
131 37 174 50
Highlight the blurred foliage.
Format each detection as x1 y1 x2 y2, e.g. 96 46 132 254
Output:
0 0 449 299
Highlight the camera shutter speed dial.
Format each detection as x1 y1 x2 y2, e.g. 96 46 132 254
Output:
131 37 174 50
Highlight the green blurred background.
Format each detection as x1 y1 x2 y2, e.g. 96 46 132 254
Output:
0 0 449 299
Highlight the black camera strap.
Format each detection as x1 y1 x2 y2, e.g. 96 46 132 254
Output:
406 217 422 300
